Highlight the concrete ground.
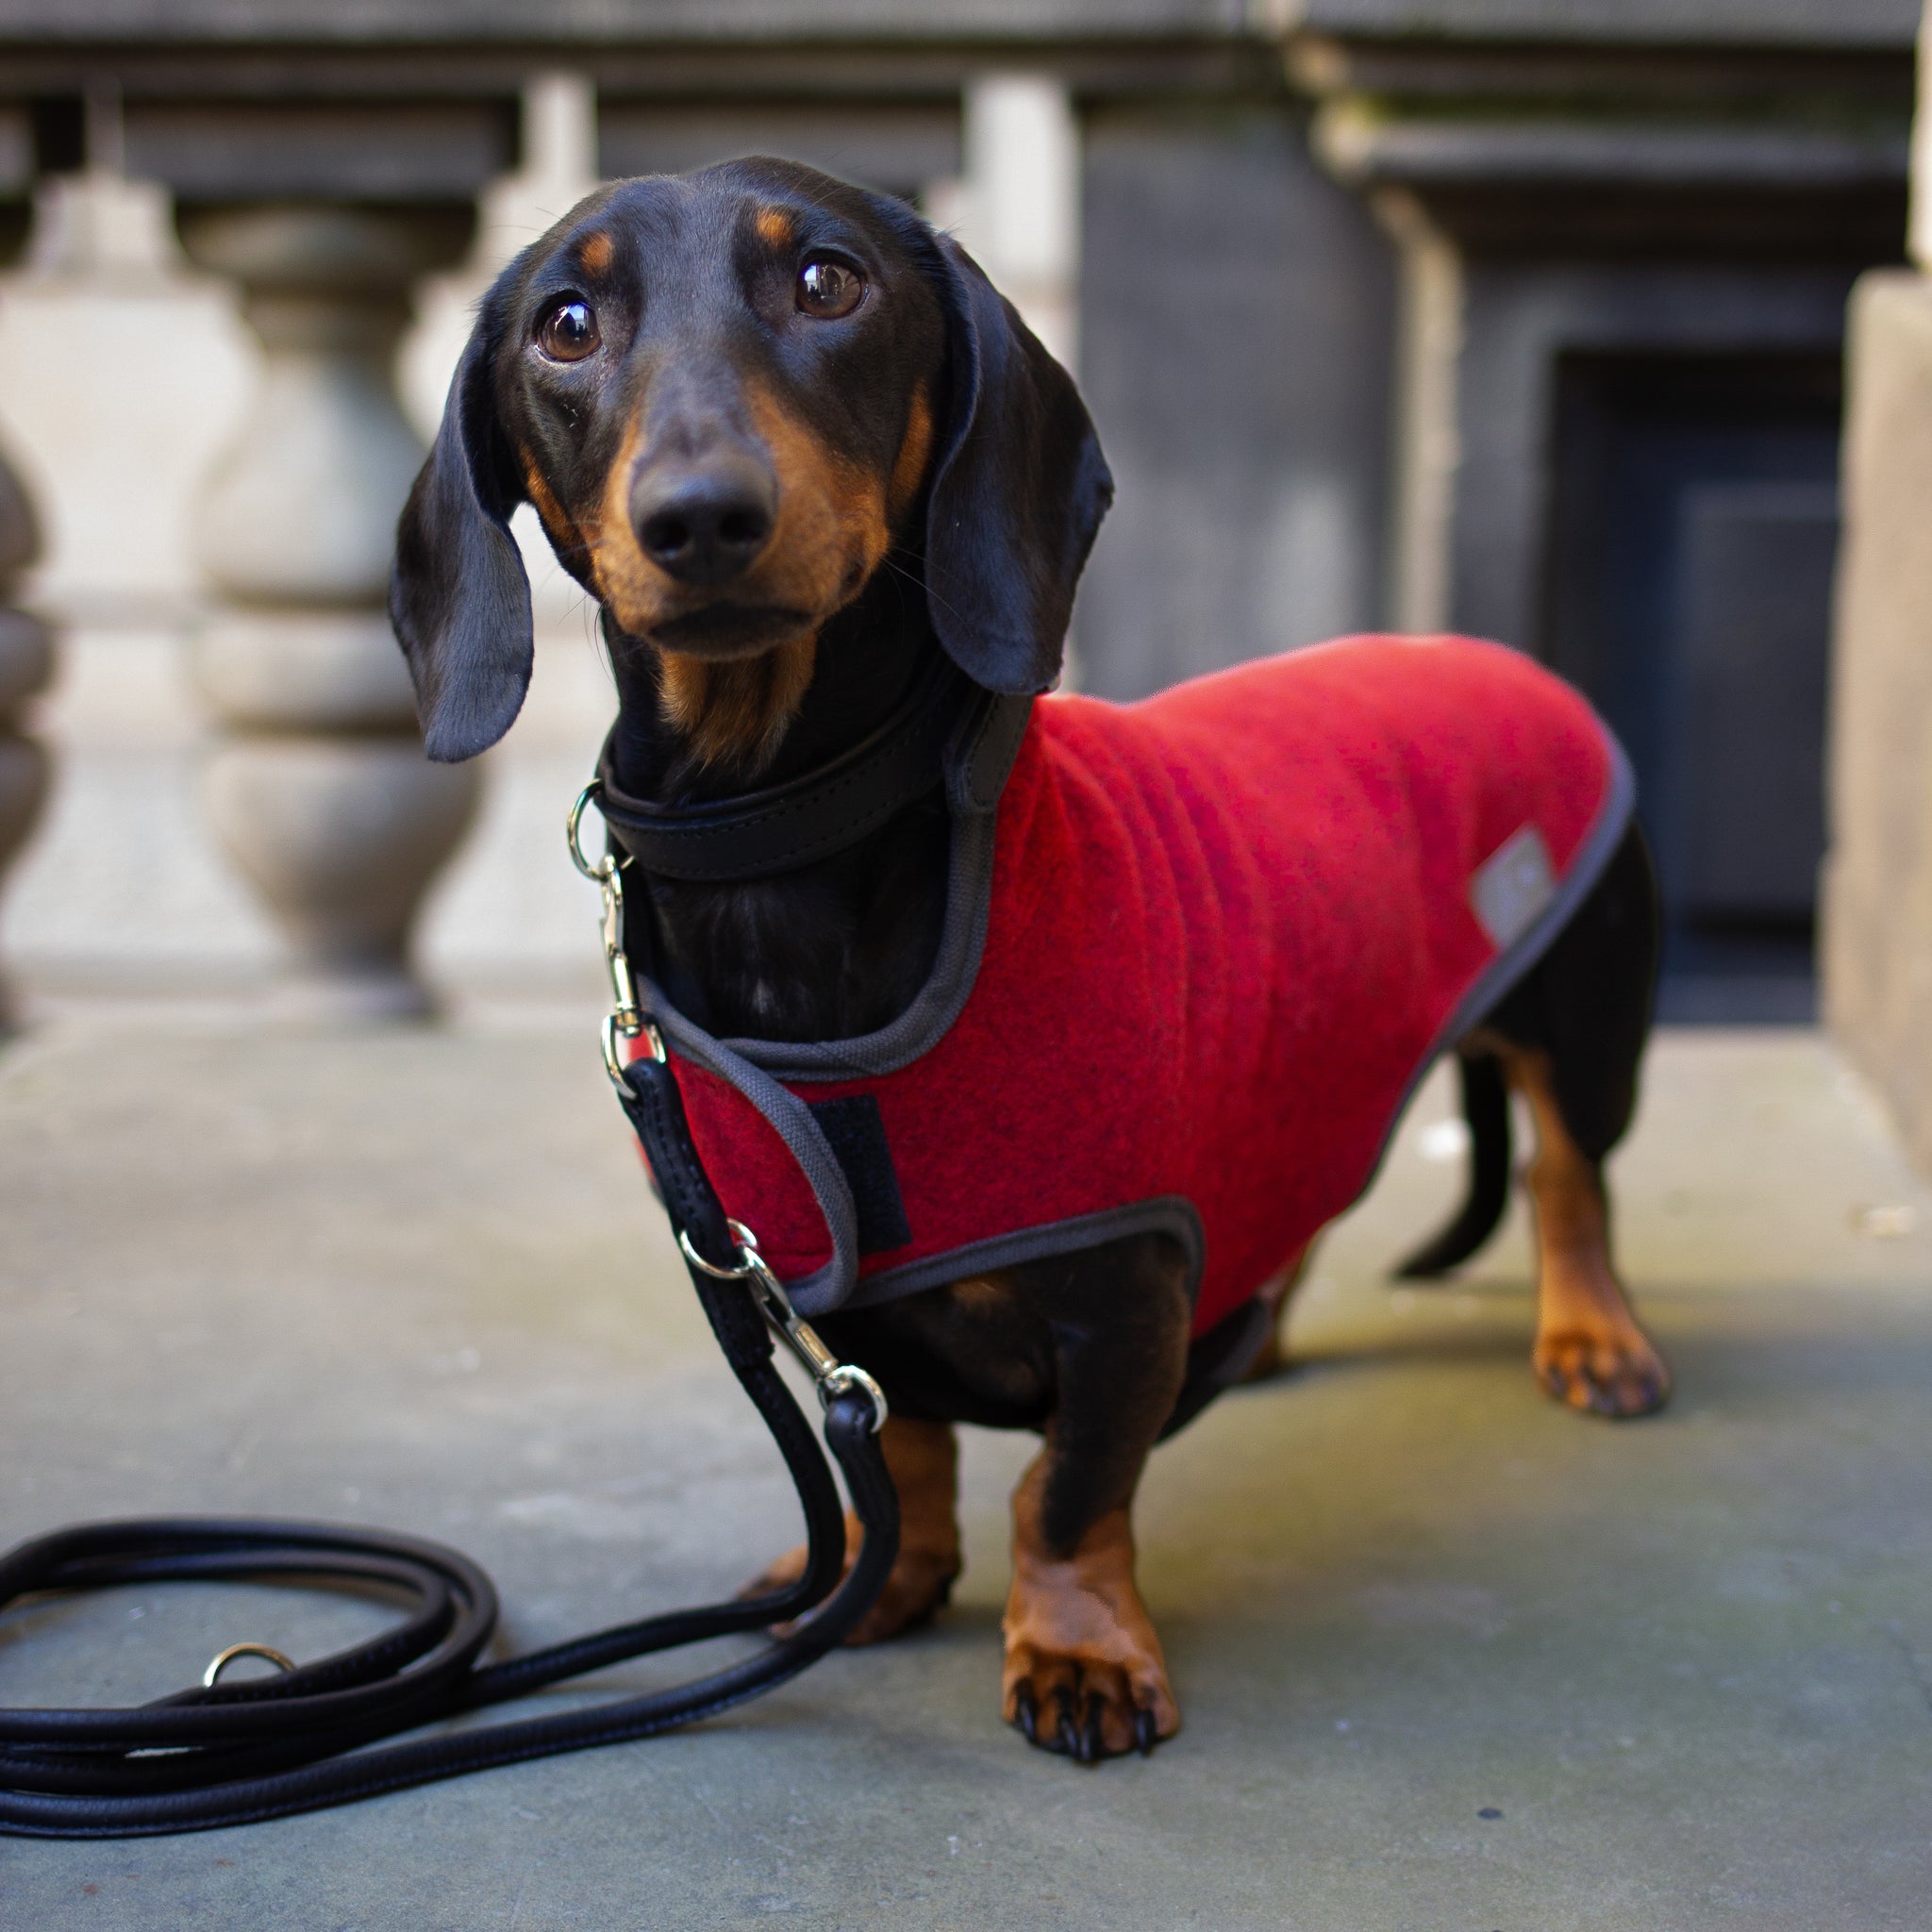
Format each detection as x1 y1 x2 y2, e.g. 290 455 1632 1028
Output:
2 1015 1930 1930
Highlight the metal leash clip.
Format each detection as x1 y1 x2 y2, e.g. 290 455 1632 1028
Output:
680 1220 889 1432
572 784 884 1434
568 782 665 1094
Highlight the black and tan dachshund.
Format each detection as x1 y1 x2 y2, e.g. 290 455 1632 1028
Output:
391 158 1669 1764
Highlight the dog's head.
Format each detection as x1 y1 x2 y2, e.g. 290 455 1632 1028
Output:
391 158 1112 766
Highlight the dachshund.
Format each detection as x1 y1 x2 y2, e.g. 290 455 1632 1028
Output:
391 158 1670 1765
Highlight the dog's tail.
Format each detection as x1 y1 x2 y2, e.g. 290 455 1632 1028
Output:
1391 1052 1511 1279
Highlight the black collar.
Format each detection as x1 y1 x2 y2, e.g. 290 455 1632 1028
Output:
596 654 1033 884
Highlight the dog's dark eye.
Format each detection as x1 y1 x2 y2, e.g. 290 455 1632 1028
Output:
536 297 600 362
796 258 865 321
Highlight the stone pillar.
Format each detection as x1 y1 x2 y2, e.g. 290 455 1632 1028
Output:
402 72 599 443
927 75 1080 372
177 204 479 1021
1822 275 1932 1162
1822 2 1932 1164
0 453 51 1033
924 75 1082 678
1358 185 1463 638
1911 0 1932 271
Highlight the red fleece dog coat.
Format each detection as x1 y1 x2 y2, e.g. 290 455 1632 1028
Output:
646 634 1632 1343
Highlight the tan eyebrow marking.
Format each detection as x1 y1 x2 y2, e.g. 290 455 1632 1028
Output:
755 207 794 249
577 230 613 273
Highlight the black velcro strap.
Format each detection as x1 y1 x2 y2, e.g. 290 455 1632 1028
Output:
598 656 972 883
807 1095 911 1255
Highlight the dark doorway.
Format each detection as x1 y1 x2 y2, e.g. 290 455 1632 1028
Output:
1542 352 1841 1022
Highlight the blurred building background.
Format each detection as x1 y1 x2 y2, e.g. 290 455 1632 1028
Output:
0 0 1919 1025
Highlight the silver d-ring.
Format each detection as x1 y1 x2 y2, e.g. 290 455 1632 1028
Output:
677 1221 760 1280
566 781 610 880
203 1641 297 1689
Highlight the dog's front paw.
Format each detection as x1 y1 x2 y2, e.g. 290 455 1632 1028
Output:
1003 1641 1178 1762
1533 1325 1672 1418
1001 1506 1179 1762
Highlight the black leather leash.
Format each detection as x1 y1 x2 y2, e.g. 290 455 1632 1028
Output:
0 822 899 1840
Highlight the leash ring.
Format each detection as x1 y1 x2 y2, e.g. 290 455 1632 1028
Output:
565 781 612 881
202 1642 297 1690
677 1220 762 1280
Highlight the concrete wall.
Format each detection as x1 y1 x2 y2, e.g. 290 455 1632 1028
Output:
1818 6 1932 1152
1823 272 1932 1167
1074 106 1396 698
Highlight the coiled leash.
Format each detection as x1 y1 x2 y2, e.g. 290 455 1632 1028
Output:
0 791 895 1840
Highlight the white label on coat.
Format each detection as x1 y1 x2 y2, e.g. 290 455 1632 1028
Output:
1471 824 1556 951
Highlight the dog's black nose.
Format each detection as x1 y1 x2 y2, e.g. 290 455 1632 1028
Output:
631 457 776 586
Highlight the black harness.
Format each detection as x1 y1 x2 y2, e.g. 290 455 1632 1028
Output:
0 672 1029 1840
595 650 1033 883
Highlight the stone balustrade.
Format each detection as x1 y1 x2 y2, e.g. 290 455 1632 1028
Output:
0 447 50 1033
0 3 1918 1040
179 201 480 1021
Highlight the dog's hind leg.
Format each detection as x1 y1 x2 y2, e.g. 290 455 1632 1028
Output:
1471 822 1670 1419
1489 1039 1671 1417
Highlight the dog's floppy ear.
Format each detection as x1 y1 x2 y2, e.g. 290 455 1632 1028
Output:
921 231 1113 695
390 283 531 762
